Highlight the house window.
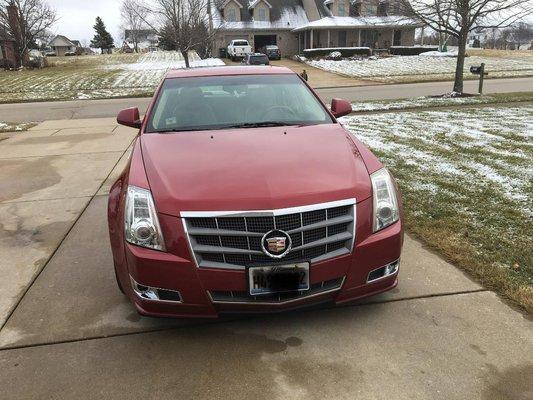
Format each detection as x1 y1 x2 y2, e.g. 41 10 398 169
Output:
350 3 361 17
338 1 346 16
226 8 237 22
258 7 267 21
377 1 389 16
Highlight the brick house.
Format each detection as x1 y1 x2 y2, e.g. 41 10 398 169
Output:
210 0 421 56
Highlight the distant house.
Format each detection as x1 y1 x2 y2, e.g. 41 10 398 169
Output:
209 0 422 56
124 29 159 52
48 35 82 56
0 25 16 67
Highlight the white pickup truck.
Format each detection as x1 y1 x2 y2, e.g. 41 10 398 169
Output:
227 40 252 61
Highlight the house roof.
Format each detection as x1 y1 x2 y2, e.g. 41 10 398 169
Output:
292 15 423 31
213 0 309 30
49 35 75 47
248 0 272 9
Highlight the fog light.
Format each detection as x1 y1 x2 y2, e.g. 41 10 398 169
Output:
367 260 400 283
130 277 182 303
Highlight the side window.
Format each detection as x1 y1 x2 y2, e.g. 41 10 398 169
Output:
226 8 236 22
338 1 346 16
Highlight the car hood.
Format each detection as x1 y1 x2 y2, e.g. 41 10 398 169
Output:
141 124 372 216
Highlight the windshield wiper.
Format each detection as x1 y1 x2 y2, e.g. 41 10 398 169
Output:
226 122 298 129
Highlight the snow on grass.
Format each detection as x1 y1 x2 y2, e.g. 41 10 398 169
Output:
341 105 533 310
350 92 533 112
0 122 35 132
307 54 533 82
0 51 225 103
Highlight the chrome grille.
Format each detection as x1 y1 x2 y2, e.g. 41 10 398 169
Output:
182 199 356 270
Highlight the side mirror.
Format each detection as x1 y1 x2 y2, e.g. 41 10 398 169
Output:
331 98 352 118
117 107 142 129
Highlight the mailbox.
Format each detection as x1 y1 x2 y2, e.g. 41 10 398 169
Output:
470 66 482 74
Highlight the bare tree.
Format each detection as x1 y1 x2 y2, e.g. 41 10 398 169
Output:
121 0 147 53
0 0 57 67
509 22 533 49
400 0 533 94
134 0 222 67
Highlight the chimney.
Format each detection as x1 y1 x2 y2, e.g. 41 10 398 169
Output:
301 0 321 22
7 1 24 66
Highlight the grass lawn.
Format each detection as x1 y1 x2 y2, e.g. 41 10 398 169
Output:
342 104 533 312
0 121 36 133
307 52 533 83
350 91 533 112
0 52 224 103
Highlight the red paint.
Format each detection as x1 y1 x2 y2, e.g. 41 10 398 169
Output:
109 66 403 318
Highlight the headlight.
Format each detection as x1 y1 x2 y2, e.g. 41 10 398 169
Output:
124 186 166 251
371 168 399 233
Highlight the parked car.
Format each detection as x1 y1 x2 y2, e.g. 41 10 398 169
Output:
241 53 270 65
260 45 281 60
109 66 403 318
227 39 252 61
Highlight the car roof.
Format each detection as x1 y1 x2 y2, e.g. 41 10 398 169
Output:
165 66 293 79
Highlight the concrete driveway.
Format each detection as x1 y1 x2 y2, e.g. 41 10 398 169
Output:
0 119 531 399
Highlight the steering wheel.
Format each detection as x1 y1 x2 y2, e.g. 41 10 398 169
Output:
260 106 297 121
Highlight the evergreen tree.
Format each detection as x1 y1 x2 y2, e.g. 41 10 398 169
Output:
90 17 114 54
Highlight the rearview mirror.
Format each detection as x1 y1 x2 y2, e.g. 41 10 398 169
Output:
331 99 352 118
117 107 142 129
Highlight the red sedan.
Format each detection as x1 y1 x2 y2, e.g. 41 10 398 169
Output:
108 66 403 318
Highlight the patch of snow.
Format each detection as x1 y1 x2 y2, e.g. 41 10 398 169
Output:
306 55 533 81
293 16 420 31
341 106 533 214
420 50 458 57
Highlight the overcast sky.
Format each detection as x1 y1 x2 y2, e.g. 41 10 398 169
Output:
48 0 122 44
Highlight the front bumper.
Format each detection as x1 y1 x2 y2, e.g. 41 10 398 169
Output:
115 209 403 318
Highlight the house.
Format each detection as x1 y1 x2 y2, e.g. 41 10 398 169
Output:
48 35 79 56
0 25 16 67
209 0 422 56
124 29 159 52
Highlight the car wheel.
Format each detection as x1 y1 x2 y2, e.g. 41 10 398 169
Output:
114 268 125 294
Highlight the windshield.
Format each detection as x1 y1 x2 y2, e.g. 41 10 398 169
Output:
250 55 268 64
233 41 249 46
146 74 334 133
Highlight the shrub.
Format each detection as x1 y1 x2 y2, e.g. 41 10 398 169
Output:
0 59 15 70
326 51 342 60
303 47 372 58
389 46 439 56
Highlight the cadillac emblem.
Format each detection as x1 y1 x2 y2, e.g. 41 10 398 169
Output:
261 229 292 259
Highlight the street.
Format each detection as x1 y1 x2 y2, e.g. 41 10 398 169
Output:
0 116 531 399
1 76 533 123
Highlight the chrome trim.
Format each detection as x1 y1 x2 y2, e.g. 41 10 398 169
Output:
260 229 293 259
180 198 356 218
208 277 346 305
130 276 183 303
366 259 400 284
181 198 357 270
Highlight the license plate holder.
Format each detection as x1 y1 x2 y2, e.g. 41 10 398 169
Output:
248 262 310 296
